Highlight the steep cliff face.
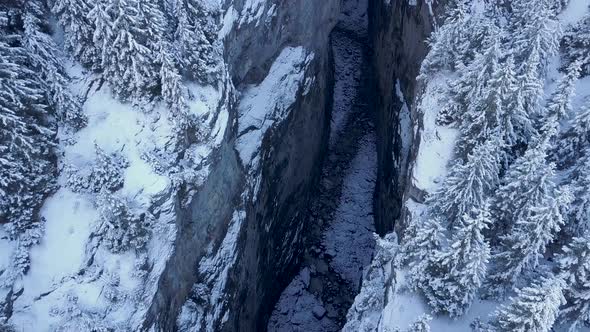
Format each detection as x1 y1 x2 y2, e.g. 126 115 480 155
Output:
369 0 446 235
152 1 340 331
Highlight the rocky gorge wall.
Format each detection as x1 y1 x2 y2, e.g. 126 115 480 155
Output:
147 0 448 330
143 0 340 331
369 0 446 235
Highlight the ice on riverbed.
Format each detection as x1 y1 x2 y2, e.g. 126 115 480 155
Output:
323 132 377 287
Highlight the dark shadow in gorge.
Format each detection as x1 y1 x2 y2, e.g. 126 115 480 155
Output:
266 0 382 329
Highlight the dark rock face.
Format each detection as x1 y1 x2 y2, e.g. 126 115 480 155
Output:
226 53 334 331
145 1 339 331
369 0 444 235
224 2 339 330
145 139 244 331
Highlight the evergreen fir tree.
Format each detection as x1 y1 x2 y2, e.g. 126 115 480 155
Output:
561 14 590 77
543 61 581 127
490 276 565 332
52 0 96 66
422 204 491 317
0 28 56 234
518 45 545 120
95 190 150 253
492 138 557 234
437 29 500 128
0 13 57 284
158 44 189 126
557 233 590 331
65 144 129 194
556 99 590 167
489 182 571 290
402 216 445 291
406 314 432 332
565 152 590 236
428 138 501 228
100 0 155 98
419 0 472 77
510 0 560 73
23 0 86 129
173 0 219 82
87 0 112 71
497 57 535 149
138 0 168 42
458 52 520 155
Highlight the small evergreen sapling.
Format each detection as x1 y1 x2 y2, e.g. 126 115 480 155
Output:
95 191 150 253
406 314 432 332
66 145 129 193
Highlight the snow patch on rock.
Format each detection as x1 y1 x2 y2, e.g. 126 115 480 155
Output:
236 46 314 197
411 72 459 193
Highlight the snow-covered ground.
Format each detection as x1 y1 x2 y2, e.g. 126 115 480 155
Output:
410 73 459 193
3 60 228 330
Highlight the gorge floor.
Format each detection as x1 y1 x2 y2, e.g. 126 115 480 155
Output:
267 0 378 330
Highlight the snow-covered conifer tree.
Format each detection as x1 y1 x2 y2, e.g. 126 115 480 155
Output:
52 0 96 66
173 0 220 82
510 0 560 73
561 14 590 77
490 276 565 332
437 28 501 126
557 233 590 331
492 137 557 233
23 0 86 129
95 191 150 253
66 145 129 194
406 314 432 332
0 13 57 286
543 61 581 126
159 44 189 126
428 138 500 227
517 45 545 120
489 182 571 290
419 0 472 77
402 216 445 291
557 100 590 166
565 153 590 236
422 204 491 317
87 0 112 70
0 27 56 235
458 53 523 155
100 0 155 98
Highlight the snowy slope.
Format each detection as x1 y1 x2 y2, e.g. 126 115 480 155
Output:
4 58 229 332
345 0 590 331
